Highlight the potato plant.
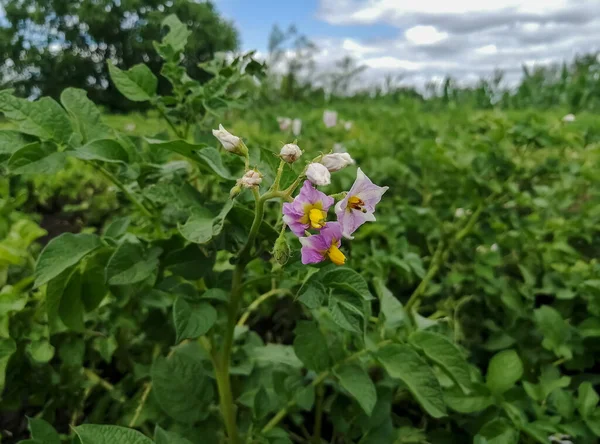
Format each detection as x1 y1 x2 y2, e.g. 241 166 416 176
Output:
1 14 600 444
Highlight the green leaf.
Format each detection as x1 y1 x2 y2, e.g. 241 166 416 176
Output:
486 350 523 395
328 297 361 334
105 242 161 286
297 280 327 309
73 139 129 163
251 344 303 368
28 417 60 444
160 14 192 53
151 349 214 423
0 338 16 393
60 88 113 142
75 424 154 444
293 321 330 372
108 63 157 102
197 147 236 180
0 130 34 159
154 425 193 444
173 297 217 343
103 217 131 239
578 382 599 418
410 330 472 393
334 363 377 416
8 142 67 175
80 251 110 312
146 139 235 180
377 344 447 418
374 277 406 332
45 267 74 333
534 306 572 359
444 385 494 413
475 419 519 444
0 95 73 144
26 340 55 364
178 201 234 244
164 245 214 280
59 270 85 331
35 233 102 288
322 267 374 301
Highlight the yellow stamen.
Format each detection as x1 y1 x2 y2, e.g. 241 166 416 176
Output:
309 208 327 229
348 195 367 213
327 243 346 265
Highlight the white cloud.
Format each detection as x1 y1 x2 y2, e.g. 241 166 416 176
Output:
405 26 448 45
310 0 600 89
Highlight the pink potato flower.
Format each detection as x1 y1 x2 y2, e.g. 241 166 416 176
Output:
300 222 346 265
283 180 335 237
335 168 388 239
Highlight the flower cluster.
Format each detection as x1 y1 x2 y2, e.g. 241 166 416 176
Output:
212 123 387 267
284 167 388 265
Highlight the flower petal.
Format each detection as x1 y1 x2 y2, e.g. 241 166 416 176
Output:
300 235 328 264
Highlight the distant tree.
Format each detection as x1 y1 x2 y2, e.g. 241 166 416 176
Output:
0 0 239 110
266 24 318 99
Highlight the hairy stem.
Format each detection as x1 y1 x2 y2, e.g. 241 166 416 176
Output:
215 188 266 444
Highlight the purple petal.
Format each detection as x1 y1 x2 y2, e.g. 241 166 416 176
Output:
282 201 308 237
350 168 388 211
298 180 334 210
338 208 375 239
299 235 329 264
320 222 343 246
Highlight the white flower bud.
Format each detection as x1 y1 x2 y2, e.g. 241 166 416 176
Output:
306 163 331 186
280 143 302 163
320 153 354 172
343 120 353 131
562 113 575 122
323 110 338 128
277 117 292 131
490 243 499 252
240 170 262 188
292 118 302 136
454 208 466 218
212 124 244 155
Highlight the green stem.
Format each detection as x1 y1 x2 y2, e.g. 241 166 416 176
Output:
312 383 324 443
237 288 291 327
156 104 184 138
270 160 286 192
90 163 154 219
261 340 392 434
215 188 266 444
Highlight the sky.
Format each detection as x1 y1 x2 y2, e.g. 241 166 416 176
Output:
215 0 600 89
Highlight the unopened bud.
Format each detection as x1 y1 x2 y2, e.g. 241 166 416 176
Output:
212 124 247 156
280 143 302 163
229 183 243 199
343 120 353 131
320 153 354 172
240 169 262 188
306 163 331 186
272 230 291 265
